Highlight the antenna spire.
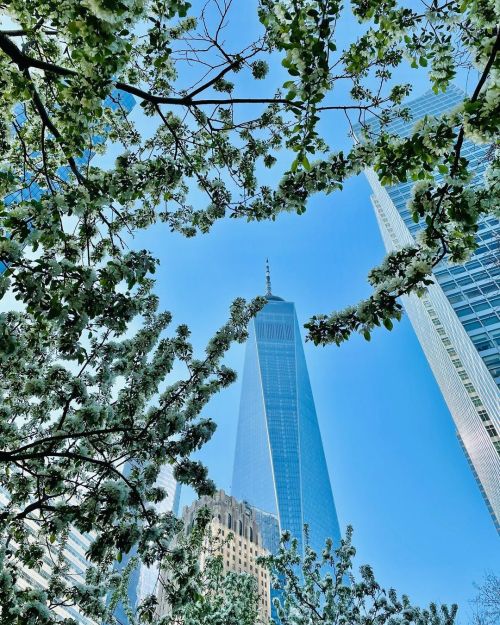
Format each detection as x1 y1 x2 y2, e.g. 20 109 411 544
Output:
265 259 272 296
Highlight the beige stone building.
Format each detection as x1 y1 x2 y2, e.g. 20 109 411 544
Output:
173 490 272 621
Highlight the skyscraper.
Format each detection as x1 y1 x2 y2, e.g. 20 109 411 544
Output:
156 490 272 622
1 91 138 623
232 265 341 559
112 463 181 624
136 464 181 601
355 85 500 531
1 90 136 274
0 484 98 625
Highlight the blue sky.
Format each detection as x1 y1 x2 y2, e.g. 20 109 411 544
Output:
125 1 500 619
134 171 499 618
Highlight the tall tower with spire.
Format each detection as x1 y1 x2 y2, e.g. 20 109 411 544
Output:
232 263 341 558
265 258 272 297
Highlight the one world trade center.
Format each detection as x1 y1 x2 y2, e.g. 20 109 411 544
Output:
232 264 341 558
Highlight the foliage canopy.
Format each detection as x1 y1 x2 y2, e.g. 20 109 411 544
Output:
261 526 458 625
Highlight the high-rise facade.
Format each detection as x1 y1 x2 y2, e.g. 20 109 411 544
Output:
112 462 181 624
355 85 500 531
1 90 136 274
0 486 97 625
136 464 181 601
232 271 341 560
158 490 273 623
1 92 138 623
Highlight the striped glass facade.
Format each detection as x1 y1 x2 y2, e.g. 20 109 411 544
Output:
112 464 181 624
136 464 181 602
0 486 98 625
356 86 500 531
232 294 341 560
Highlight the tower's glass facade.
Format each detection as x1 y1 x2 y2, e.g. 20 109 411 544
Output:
232 294 341 559
112 463 181 625
136 465 181 601
355 86 500 531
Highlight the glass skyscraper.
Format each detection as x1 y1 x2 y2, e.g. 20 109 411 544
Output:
355 85 500 531
232 269 341 560
111 464 181 625
136 465 181 601
2 92 138 624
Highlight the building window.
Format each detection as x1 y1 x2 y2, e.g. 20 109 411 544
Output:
249 527 254 543
239 520 243 536
472 335 493 351
478 409 490 422
486 425 498 438
463 320 482 331
227 513 232 529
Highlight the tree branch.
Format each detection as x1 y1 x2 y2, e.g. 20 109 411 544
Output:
0 32 385 114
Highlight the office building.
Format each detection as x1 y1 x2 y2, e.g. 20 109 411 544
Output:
136 464 181 601
1 90 136 274
1 89 137 623
157 490 272 623
0 487 97 625
232 265 342 560
354 85 500 530
112 462 181 624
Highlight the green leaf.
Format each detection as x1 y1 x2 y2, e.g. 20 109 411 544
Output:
363 331 371 341
383 318 393 331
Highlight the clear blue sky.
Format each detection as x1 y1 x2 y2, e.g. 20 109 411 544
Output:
124 1 499 620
